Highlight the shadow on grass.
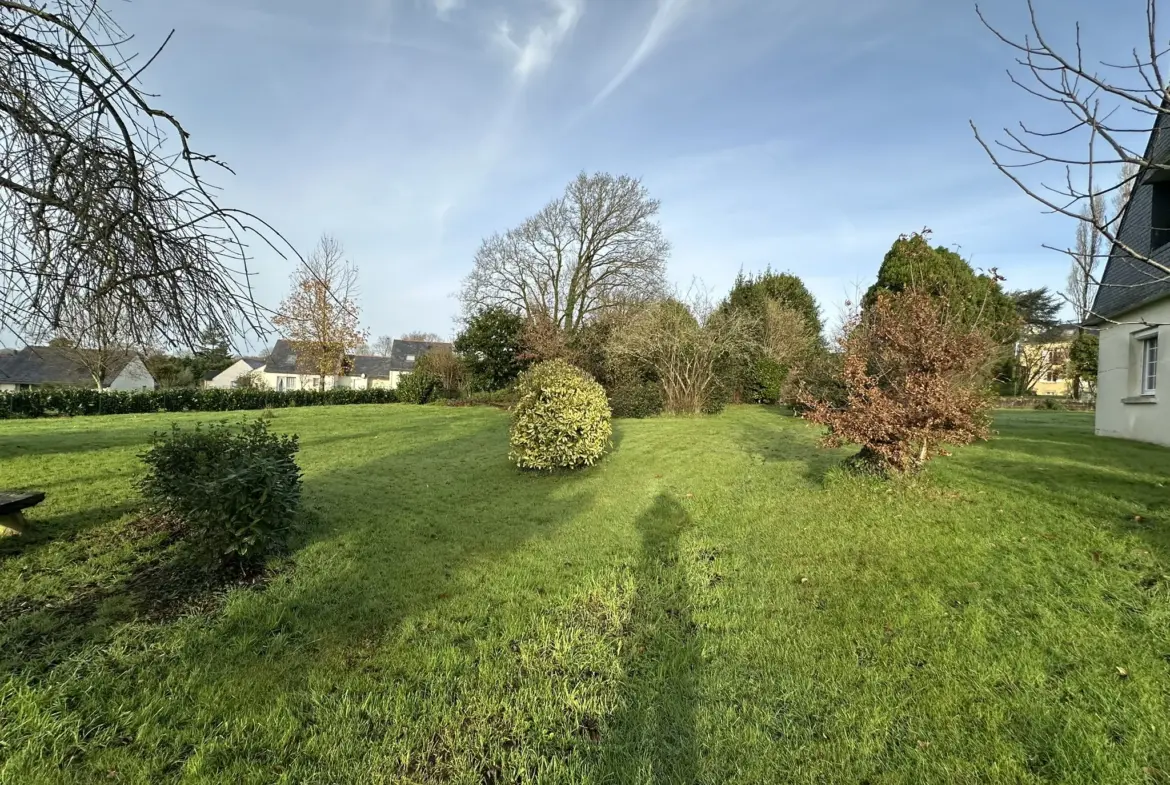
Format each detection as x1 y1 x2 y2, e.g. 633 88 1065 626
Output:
592 493 700 783
0 501 138 564
0 517 276 675
0 423 157 458
731 406 848 487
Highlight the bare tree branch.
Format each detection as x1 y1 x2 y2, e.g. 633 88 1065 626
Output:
0 0 295 351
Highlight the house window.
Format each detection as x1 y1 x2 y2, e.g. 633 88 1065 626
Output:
1142 335 1158 394
1153 181 1170 250
277 376 297 391
405 354 415 363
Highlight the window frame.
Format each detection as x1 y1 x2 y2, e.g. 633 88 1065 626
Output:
1141 334 1159 395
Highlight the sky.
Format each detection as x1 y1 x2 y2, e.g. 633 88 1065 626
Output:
109 0 1157 346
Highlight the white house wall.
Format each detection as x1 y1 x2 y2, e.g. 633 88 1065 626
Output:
108 358 156 391
1095 298 1170 447
206 360 261 389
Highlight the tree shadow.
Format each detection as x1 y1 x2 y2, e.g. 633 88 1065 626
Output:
0 500 138 561
0 423 157 458
731 408 848 487
592 493 700 784
0 517 274 675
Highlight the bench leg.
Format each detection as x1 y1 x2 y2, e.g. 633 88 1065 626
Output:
0 511 26 536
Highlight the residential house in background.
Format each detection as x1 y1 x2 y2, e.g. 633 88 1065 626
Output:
202 357 266 389
256 339 450 391
1015 325 1079 397
1089 108 1170 446
0 346 155 391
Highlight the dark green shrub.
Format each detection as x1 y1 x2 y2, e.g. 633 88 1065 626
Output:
397 371 440 405
1033 397 1067 411
139 419 302 565
607 378 664 419
509 360 612 470
0 386 398 419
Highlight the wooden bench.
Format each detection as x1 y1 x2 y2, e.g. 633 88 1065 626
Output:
0 491 45 536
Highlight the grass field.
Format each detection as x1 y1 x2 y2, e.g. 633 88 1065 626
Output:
1 405 1169 783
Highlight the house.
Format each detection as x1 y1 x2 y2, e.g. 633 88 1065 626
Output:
1088 110 1170 446
257 339 450 391
1014 325 1080 397
202 357 266 389
0 346 155 392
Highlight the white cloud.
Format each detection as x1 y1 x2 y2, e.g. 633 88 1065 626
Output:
593 0 697 105
432 0 462 20
496 0 584 81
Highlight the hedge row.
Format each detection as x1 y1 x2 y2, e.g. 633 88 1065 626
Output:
0 386 399 419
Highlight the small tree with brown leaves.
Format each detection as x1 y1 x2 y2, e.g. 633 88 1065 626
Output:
801 289 996 473
273 235 367 388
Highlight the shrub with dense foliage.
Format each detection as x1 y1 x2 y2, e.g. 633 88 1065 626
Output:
1069 332 1099 393
509 359 612 470
396 370 440 405
0 386 398 419
801 289 996 473
720 272 824 404
413 347 467 399
865 231 1019 344
138 419 302 565
454 307 529 391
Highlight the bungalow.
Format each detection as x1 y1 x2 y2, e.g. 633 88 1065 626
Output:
257 339 450 391
0 346 155 391
203 357 266 389
1088 107 1170 446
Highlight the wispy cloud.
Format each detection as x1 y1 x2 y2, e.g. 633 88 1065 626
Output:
496 0 584 82
593 0 697 105
432 0 462 20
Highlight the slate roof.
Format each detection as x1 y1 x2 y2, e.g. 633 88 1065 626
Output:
0 346 140 386
1088 101 1170 323
389 340 451 372
264 339 449 378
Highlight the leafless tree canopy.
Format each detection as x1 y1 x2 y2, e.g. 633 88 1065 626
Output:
0 1 285 349
401 331 443 342
973 0 1170 299
369 335 395 356
460 172 670 332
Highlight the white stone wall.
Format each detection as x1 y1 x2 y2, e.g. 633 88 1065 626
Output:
1096 297 1170 446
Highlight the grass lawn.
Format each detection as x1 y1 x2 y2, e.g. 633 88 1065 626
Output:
1 405 1169 783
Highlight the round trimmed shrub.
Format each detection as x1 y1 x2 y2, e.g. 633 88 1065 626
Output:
397 369 440 405
509 359 612 470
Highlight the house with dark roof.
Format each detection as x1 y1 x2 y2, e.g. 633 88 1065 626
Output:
202 357 267 389
0 346 155 392
1089 106 1170 446
255 339 450 391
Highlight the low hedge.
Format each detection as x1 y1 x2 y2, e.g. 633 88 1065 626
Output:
0 386 398 419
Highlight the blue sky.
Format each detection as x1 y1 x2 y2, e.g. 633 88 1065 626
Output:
114 0 1149 344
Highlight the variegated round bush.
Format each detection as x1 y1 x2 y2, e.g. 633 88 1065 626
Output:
509 359 612 470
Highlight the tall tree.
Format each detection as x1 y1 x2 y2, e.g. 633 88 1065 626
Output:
273 235 367 389
1010 288 1062 334
866 231 1019 343
723 269 824 340
454 307 528 391
974 2 1170 310
0 1 286 349
460 172 670 333
189 326 233 381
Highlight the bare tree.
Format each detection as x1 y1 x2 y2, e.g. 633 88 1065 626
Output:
608 287 757 415
369 335 395 356
401 331 443 342
272 235 367 389
973 1 1170 317
0 1 291 349
460 172 670 333
1067 193 1107 325
45 294 136 389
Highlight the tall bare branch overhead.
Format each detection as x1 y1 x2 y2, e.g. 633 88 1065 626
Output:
972 0 1170 293
0 0 290 349
460 172 670 332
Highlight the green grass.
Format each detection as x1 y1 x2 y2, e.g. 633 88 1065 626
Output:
1 405 1169 784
